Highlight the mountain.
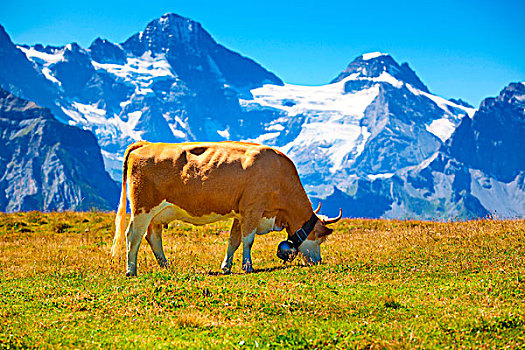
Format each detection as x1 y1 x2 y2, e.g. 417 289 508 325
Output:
2 13 283 179
1 16 472 186
324 83 525 219
1 14 522 218
0 87 119 212
242 52 475 197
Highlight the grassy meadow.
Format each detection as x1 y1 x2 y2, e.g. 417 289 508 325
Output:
0 211 524 349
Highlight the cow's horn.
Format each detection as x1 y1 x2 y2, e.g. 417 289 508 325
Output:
313 202 321 214
323 209 342 224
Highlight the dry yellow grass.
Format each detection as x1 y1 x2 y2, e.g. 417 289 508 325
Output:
0 211 524 348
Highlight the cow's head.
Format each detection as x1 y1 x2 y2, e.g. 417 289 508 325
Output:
298 205 342 264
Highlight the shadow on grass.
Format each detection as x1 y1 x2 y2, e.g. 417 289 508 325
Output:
206 264 299 276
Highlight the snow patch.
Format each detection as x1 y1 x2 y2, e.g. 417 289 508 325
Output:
243 80 380 173
72 102 107 123
242 78 380 143
101 150 124 181
169 124 186 139
41 67 61 85
120 100 131 109
267 124 284 131
370 72 403 88
368 173 394 180
18 46 65 64
426 118 456 142
246 80 379 118
362 52 387 60
92 51 174 90
281 123 371 173
174 115 188 129
253 132 281 143
92 51 175 98
64 101 144 143
62 107 83 123
217 128 230 139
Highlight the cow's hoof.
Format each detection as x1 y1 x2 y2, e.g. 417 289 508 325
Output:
242 265 254 274
221 259 232 274
158 259 169 268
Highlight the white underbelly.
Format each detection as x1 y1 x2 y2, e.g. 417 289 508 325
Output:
150 200 241 226
256 216 282 235
148 200 282 233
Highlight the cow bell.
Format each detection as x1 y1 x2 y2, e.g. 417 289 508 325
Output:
277 240 298 262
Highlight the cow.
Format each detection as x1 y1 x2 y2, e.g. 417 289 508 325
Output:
111 141 342 276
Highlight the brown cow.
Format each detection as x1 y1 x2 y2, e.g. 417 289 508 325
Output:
111 141 341 276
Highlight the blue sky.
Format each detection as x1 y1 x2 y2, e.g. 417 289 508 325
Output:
1 0 524 106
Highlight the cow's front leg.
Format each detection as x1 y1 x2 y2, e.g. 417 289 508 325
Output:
221 219 241 274
242 230 255 273
240 217 258 273
126 214 151 277
146 223 168 268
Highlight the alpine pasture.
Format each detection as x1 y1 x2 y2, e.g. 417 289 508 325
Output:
0 211 524 348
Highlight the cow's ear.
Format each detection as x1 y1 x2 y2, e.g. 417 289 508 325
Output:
316 225 333 238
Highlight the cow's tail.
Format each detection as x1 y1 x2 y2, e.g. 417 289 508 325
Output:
111 141 149 257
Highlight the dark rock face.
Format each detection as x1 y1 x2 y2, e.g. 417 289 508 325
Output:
446 83 525 183
50 43 97 97
0 88 119 212
89 38 126 64
312 184 394 219
121 13 283 90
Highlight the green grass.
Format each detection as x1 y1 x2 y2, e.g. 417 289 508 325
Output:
0 211 524 349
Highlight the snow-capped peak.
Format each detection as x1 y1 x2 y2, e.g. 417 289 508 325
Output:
331 52 429 92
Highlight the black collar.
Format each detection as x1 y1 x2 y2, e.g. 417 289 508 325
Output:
288 213 318 248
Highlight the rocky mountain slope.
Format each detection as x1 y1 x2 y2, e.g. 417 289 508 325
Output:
319 83 524 219
0 87 119 212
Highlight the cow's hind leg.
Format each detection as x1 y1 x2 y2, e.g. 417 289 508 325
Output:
146 223 168 268
126 213 151 277
221 219 241 274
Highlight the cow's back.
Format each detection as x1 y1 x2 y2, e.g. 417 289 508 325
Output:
127 142 286 217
